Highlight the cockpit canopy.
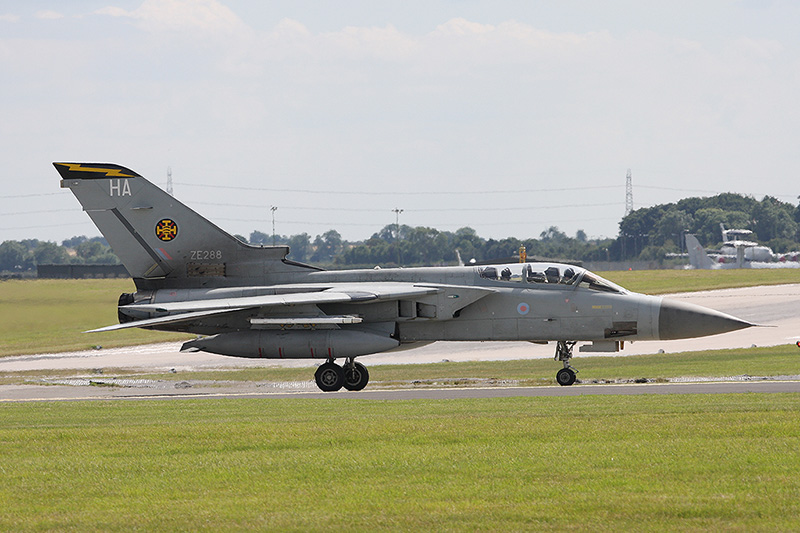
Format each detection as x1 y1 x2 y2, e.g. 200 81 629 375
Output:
477 263 624 294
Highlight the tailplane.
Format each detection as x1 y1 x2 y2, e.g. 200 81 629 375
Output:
56 162 317 289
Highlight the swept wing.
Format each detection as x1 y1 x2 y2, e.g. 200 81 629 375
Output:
89 283 493 332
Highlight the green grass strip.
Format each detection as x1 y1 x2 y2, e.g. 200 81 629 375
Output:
0 279 190 356
601 267 800 294
3 344 798 389
1 395 799 531
112 344 799 387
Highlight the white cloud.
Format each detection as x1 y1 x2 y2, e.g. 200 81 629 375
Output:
35 10 65 20
256 17 615 71
0 13 20 22
322 24 419 61
95 6 127 18
273 18 310 37
730 37 784 61
4 8 800 242
432 18 494 37
96 0 247 34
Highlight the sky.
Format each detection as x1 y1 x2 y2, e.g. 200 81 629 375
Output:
2 0 800 245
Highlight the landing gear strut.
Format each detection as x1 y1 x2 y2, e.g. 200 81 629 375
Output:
343 358 369 391
314 358 371 392
554 341 578 386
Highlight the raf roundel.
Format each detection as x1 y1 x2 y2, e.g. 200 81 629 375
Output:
517 302 530 315
155 219 178 242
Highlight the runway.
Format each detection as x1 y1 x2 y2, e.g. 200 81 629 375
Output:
2 284 799 402
2 379 799 403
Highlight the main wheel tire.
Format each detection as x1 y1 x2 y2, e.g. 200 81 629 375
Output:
343 362 370 391
556 367 576 386
315 362 345 392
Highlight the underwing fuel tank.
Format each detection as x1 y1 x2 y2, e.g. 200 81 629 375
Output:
181 330 400 359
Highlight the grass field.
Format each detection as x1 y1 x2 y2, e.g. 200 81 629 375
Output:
1 394 799 531
2 344 799 389
0 279 191 356
3 274 800 531
601 267 800 294
25 342 778 390
131 343 799 386
2 269 799 357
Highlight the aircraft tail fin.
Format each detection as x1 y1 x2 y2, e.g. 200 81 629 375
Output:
455 249 465 267
56 162 316 289
685 234 714 270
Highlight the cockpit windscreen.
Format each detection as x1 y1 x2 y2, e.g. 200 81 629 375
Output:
479 264 579 285
477 264 624 293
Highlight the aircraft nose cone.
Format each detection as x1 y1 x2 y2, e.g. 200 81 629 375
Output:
658 299 754 340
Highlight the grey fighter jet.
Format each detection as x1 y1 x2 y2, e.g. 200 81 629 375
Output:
56 163 755 391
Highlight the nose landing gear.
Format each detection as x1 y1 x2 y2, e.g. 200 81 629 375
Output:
554 341 578 386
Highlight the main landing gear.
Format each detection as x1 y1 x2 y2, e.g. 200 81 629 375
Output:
314 358 370 392
554 341 578 386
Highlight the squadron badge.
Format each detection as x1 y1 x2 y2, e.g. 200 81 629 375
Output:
155 219 178 241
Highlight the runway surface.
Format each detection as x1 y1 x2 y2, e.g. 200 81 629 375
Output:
2 379 799 403
2 284 799 402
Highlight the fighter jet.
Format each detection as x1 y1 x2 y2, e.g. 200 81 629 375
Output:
56 162 755 391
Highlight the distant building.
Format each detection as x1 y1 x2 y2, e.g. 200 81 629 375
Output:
37 264 129 279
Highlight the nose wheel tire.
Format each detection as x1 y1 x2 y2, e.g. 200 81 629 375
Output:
556 367 577 386
554 341 578 386
343 361 370 391
315 362 345 392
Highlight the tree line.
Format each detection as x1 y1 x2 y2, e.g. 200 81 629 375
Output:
617 193 800 261
3 192 799 273
250 226 615 267
252 193 800 266
0 237 118 273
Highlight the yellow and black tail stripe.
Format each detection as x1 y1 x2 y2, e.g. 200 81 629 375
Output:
53 162 141 180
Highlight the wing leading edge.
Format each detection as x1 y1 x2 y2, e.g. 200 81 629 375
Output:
89 283 493 333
